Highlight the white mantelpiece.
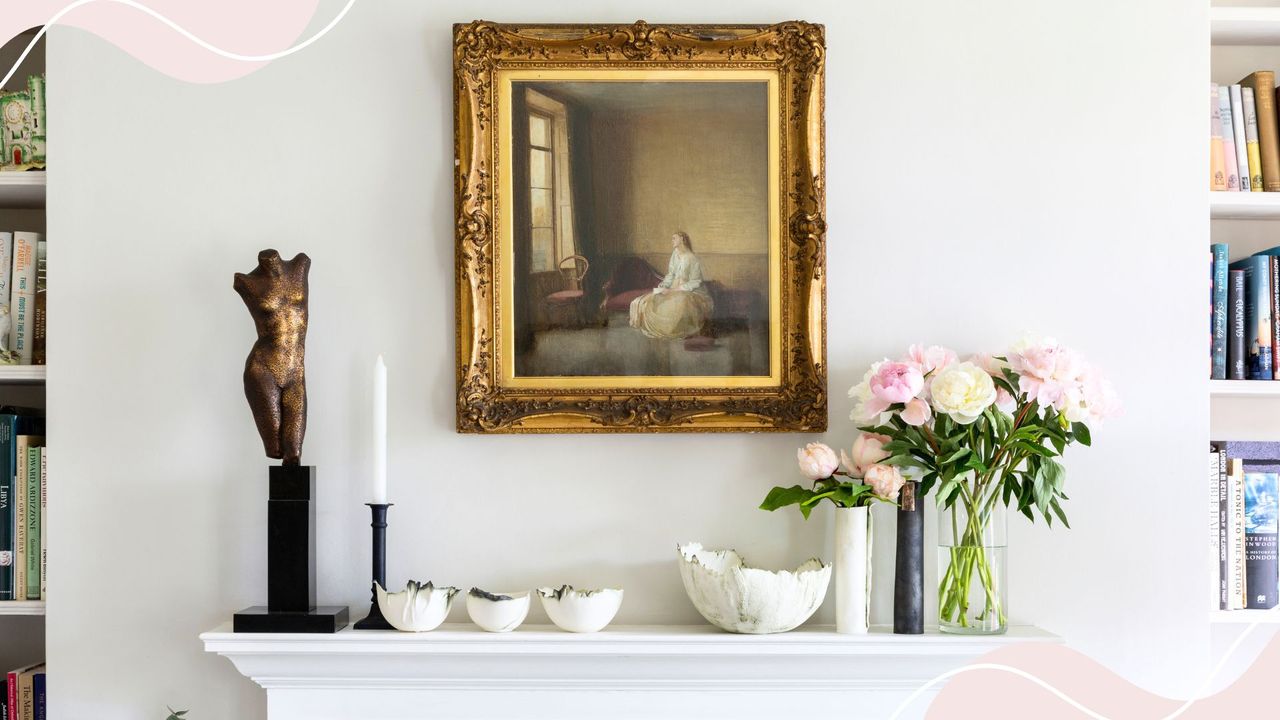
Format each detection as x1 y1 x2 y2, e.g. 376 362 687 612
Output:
201 622 1060 719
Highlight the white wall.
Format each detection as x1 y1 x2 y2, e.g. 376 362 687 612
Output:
45 1 1208 717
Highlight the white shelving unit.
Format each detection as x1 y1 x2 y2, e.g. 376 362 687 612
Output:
0 174 45 210
1210 7 1280 626
0 602 44 617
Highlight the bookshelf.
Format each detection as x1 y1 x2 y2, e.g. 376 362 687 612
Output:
0 29 46 674
1209 7 1280 626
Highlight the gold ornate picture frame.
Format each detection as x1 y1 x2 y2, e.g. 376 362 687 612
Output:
454 20 826 433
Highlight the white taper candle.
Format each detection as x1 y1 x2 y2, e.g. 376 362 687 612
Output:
373 354 388 504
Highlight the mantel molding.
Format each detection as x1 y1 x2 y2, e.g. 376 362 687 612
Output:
202 622 1060 693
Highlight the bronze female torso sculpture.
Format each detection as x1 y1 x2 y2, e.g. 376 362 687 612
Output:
234 250 310 465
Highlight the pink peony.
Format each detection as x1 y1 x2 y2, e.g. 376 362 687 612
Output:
864 464 907 501
869 361 924 404
994 387 1017 413
901 397 932 426
797 442 839 480
907 344 958 375
970 353 1009 377
844 432 892 476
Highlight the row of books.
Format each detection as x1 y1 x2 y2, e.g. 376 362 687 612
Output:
0 411 44 602
1207 243 1280 379
0 232 45 366
1210 72 1280 191
1211 441 1279 611
0 663 44 720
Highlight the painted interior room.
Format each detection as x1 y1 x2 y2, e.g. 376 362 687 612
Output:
7 0 1280 718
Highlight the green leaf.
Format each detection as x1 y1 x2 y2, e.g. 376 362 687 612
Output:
800 490 837 507
940 447 971 465
1014 440 1057 458
1041 458 1065 493
1071 422 1092 447
1049 497 1071 528
759 485 818 513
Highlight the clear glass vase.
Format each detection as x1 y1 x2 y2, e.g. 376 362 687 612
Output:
937 499 1007 635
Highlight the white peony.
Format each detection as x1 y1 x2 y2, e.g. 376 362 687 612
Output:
930 362 998 425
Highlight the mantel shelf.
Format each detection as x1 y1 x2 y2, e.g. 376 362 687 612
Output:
0 172 45 210
201 621 1059 693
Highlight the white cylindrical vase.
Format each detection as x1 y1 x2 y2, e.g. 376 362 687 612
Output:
834 505 871 634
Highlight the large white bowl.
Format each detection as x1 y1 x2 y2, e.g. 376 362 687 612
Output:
376 580 459 632
466 589 531 633
537 585 623 633
677 542 830 634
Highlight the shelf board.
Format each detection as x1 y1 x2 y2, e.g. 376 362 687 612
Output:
0 172 45 210
1210 379 1280 397
0 365 45 384
0 601 44 616
1212 6 1280 45
1210 609 1280 624
1209 191 1280 219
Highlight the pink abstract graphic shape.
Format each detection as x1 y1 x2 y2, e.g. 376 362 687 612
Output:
926 631 1280 718
1 0 325 83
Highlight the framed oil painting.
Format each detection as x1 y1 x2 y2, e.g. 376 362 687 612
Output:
454 21 826 433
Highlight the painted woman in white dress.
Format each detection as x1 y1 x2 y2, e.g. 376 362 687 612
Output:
629 231 714 340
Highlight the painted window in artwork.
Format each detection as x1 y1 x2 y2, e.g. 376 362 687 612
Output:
526 91 575 273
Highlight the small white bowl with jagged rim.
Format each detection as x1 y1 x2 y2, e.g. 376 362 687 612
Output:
537 585 623 633
376 580 459 632
677 542 830 634
466 588 531 633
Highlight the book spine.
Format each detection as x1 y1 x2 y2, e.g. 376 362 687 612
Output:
1219 449 1229 609
1233 85 1253 191
0 232 10 356
1221 88 1241 190
1271 256 1279 379
38 448 44 601
31 240 44 366
18 672 31 720
1230 256 1275 379
1230 458 1247 609
1211 449 1221 608
24 445 39 601
1244 72 1280 190
1245 87 1265 191
1213 244 1229 379
31 672 42 720
1244 470 1280 608
0 417 9 601
7 233 38 365
1212 84 1228 190
12 435 25 606
1230 270 1248 379
5 673 14 720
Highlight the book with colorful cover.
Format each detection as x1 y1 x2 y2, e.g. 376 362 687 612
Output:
24 444 41 601
1221 88 1240 190
8 232 39 365
1232 85 1253 191
1245 86 1264 191
1242 72 1280 189
1230 457 1247 609
4 664 37 720
38 448 44 601
31 240 44 366
1213 244 1228 379
1212 84 1228 190
1244 468 1279 609
13 438 26 606
1228 255 1273 379
0 412 43 600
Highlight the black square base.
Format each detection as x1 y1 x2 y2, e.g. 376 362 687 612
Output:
233 606 349 633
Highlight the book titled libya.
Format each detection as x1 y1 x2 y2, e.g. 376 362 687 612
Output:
1242 72 1280 189
1229 255 1273 379
1243 467 1279 609
23 443 41 601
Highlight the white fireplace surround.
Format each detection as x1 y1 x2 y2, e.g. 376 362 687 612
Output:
201 622 1059 719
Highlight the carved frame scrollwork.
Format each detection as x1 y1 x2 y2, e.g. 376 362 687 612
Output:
454 20 826 433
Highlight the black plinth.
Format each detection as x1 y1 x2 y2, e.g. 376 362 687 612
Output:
233 606 348 633
894 481 925 635
353 503 394 630
268 465 316 613
234 465 348 633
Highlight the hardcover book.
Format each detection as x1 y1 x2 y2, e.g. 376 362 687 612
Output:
1242 72 1280 190
1232 85 1252 191
24 444 41 601
0 232 11 354
7 232 39 364
1230 457 1247 609
4 664 37 720
1243 468 1279 609
31 668 42 720
1221 88 1240 190
1218 448 1229 609
1245 86 1264 191
1212 84 1228 190
1212 244 1228 379
1229 269 1247 379
13 438 25 606
31 240 44 366
1210 448 1223 608
1228 255 1273 379
0 412 42 599
38 447 44 601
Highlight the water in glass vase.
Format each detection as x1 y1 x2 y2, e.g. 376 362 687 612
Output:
937 501 1007 635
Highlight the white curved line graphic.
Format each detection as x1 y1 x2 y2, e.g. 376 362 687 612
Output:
890 604 1280 720
2 0 357 89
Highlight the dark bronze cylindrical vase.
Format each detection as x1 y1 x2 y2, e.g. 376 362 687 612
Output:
894 481 924 634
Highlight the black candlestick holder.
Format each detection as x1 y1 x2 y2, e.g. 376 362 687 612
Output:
353 502 394 630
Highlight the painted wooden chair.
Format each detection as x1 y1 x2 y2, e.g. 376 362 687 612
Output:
543 254 590 328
